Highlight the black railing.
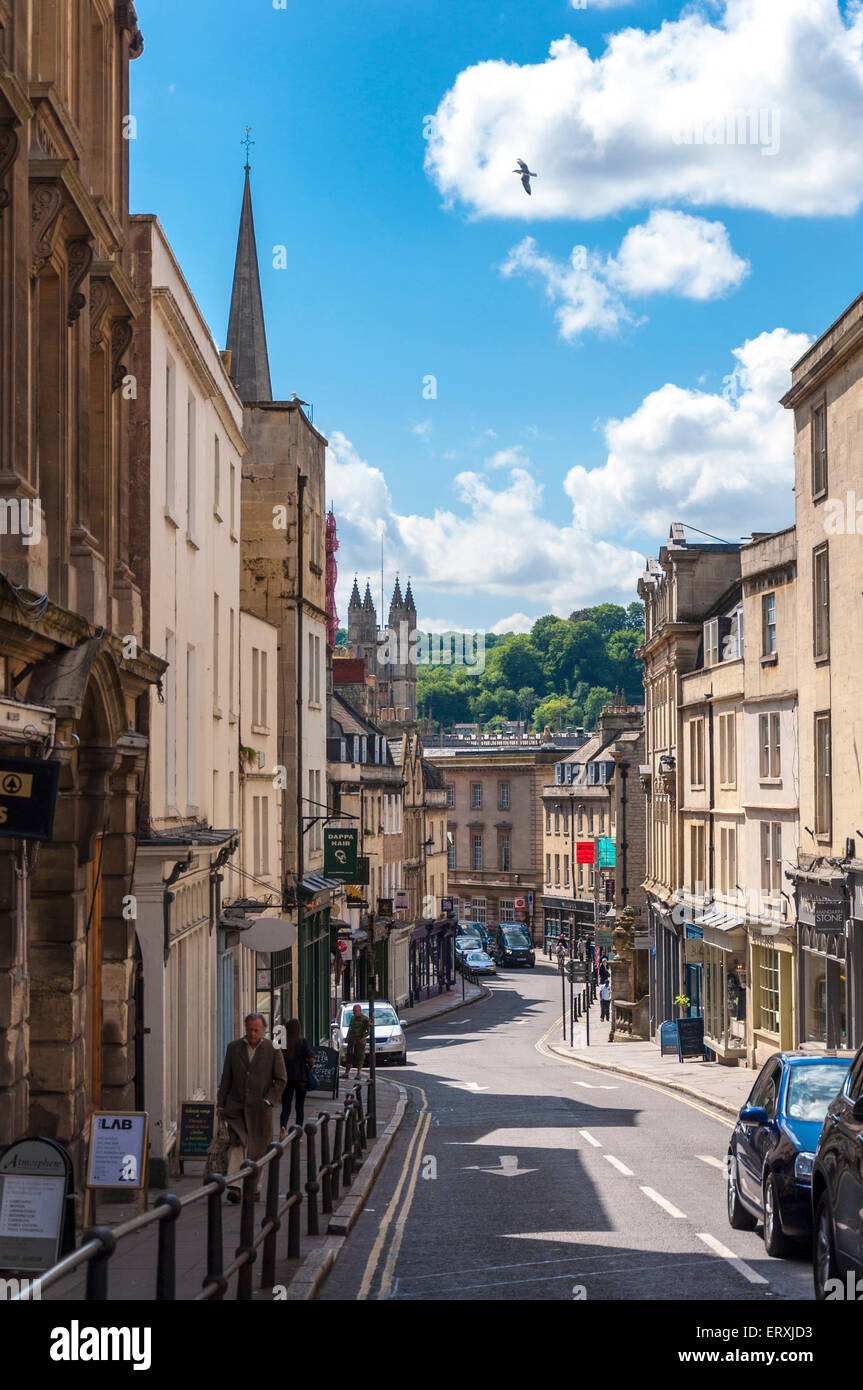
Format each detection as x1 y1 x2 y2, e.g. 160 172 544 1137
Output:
454 956 482 986
15 1081 372 1303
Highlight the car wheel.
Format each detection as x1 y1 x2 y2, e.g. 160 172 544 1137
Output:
727 1155 757 1231
400 1051 408 1066
813 1192 838 1300
762 1173 794 1258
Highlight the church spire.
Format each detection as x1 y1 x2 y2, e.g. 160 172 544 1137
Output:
226 155 272 403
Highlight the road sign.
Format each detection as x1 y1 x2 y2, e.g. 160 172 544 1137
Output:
567 961 588 983
324 827 358 880
0 756 60 842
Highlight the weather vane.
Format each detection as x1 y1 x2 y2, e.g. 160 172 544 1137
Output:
242 125 254 169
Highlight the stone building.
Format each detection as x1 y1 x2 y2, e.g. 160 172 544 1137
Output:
638 527 742 1035
782 296 863 1054
225 163 337 1045
0 3 165 1177
427 743 562 941
346 578 417 727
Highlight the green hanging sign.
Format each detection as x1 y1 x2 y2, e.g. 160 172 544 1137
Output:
324 827 359 880
597 837 616 868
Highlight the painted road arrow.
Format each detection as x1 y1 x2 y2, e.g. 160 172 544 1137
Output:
462 1155 538 1177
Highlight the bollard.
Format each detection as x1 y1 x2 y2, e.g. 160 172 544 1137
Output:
83 1226 115 1301
287 1136 301 1260
319 1114 333 1215
260 1144 282 1289
203 1174 226 1297
331 1113 344 1203
305 1122 320 1236
236 1163 258 1300
154 1193 182 1301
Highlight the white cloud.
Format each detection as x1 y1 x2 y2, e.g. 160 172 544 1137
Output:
502 211 747 339
490 612 535 634
326 430 644 622
487 445 529 469
412 419 433 439
563 327 811 538
425 0 863 219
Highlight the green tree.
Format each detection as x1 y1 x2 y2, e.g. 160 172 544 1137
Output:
571 621 610 688
532 694 578 733
495 634 543 691
626 600 645 632
543 623 579 693
588 603 629 641
583 686 615 729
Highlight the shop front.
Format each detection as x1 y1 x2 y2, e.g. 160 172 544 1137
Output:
697 907 747 1063
409 917 456 1003
794 875 853 1053
649 897 681 1037
746 922 796 1068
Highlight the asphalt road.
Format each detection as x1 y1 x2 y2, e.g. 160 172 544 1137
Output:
319 959 815 1302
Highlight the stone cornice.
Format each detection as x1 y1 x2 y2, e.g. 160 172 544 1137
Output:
153 286 247 455
0 63 34 125
28 83 85 163
781 293 863 410
29 156 120 252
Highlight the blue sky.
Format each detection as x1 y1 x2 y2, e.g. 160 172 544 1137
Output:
131 0 863 632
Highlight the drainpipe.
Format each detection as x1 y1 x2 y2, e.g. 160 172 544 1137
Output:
618 761 629 907
296 470 307 1029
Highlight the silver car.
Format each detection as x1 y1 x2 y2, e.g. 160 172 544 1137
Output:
331 1002 408 1066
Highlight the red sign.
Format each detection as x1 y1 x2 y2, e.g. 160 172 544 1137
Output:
514 897 526 909
576 841 595 864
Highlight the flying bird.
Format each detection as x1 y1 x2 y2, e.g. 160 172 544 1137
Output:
513 158 538 195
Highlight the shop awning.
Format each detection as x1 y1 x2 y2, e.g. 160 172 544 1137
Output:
695 906 745 953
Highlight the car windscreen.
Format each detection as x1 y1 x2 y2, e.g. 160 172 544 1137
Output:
466 952 490 963
785 1062 851 1122
502 930 530 946
341 1007 399 1028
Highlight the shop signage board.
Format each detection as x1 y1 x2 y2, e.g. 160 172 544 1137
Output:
597 837 616 868
84 1112 149 1223
178 1102 215 1164
0 756 61 842
353 855 370 885
310 1045 340 1099
659 1021 679 1056
814 901 845 931
394 890 408 910
441 897 454 914
676 1016 706 1062
576 841 595 864
323 828 358 880
0 1138 74 1272
377 898 393 917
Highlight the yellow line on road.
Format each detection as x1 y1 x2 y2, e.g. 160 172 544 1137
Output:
356 1082 430 1301
376 1108 432 1301
535 1016 734 1130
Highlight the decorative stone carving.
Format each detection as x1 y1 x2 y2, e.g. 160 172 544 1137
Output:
31 181 63 275
111 318 133 391
89 277 111 348
611 904 637 961
0 122 19 215
67 239 94 325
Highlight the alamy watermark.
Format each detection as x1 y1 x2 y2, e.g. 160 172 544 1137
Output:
0 498 41 546
672 108 780 157
377 622 486 674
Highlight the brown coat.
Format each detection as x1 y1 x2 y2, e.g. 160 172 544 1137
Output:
217 1038 286 1158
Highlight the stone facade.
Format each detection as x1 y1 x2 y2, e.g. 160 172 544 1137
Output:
0 2 163 1180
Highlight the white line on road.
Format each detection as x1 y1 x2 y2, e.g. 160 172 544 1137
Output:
578 1129 602 1147
696 1232 769 1286
571 1081 618 1090
604 1154 634 1175
640 1187 687 1218
696 1155 727 1171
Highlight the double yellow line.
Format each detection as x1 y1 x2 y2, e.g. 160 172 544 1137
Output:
357 1082 431 1300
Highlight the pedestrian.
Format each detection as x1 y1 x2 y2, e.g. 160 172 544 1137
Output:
555 934 568 968
599 977 612 1022
217 1013 286 1203
343 1002 370 1080
278 1017 313 1139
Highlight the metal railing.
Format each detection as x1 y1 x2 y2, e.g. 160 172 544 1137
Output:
15 1081 372 1302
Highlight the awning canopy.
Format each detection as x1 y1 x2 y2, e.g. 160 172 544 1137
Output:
695 906 745 953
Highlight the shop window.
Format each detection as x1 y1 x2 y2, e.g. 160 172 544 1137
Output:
756 947 780 1035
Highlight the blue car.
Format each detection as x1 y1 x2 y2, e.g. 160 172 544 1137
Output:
727 1053 852 1257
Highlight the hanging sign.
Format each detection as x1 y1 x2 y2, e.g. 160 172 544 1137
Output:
576 841 595 864
597 837 616 868
0 756 61 842
324 828 359 880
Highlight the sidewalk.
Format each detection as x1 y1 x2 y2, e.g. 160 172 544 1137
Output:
399 978 488 1029
47 1077 404 1303
548 998 758 1118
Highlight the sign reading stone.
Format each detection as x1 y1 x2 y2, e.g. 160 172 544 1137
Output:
0 756 61 842
324 827 358 880
814 901 845 931
676 1015 706 1061
310 1045 340 1099
86 1112 148 1190
0 1138 73 1272
178 1102 215 1160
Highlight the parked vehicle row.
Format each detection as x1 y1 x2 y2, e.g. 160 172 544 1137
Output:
726 1046 863 1297
455 922 536 969
330 1001 408 1067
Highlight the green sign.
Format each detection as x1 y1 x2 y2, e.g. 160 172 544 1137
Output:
597 837 616 867
324 827 359 880
595 927 614 957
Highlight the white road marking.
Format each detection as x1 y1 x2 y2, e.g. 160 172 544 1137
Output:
460 1081 490 1092
640 1187 687 1218
571 1081 617 1090
696 1232 769 1286
696 1154 727 1171
578 1129 602 1148
604 1154 634 1176
462 1155 537 1177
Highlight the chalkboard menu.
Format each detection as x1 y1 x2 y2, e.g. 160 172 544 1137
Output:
659 1020 679 1056
677 1016 706 1061
178 1102 215 1159
311 1045 340 1098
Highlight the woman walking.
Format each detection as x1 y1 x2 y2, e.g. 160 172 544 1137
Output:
278 1018 314 1139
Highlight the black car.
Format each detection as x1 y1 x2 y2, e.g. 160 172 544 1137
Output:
727 1052 851 1257
488 924 535 968
811 1042 863 1299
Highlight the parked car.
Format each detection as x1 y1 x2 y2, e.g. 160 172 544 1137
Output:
727 1052 852 1257
488 924 536 968
812 1042 863 1298
463 949 496 976
455 934 482 958
459 922 491 949
330 1001 408 1066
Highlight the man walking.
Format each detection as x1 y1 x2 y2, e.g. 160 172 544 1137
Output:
343 1002 370 1080
599 977 612 1023
556 933 568 969
218 1013 286 1202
